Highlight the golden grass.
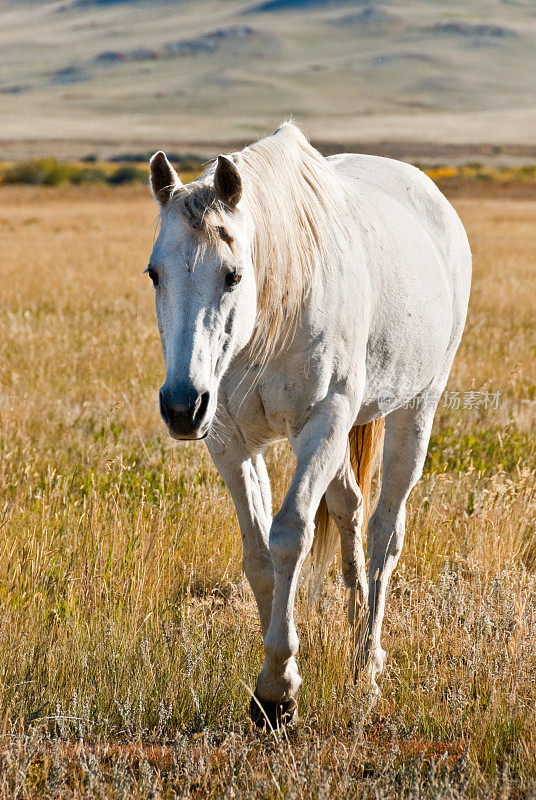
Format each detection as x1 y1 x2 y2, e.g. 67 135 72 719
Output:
425 165 536 184
0 185 535 797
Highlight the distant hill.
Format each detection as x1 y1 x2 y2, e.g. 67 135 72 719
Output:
74 0 147 5
247 0 357 11
1 0 536 160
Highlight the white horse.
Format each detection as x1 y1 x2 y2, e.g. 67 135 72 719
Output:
147 122 471 727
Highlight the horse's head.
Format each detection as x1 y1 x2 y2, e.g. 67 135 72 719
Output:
147 152 256 440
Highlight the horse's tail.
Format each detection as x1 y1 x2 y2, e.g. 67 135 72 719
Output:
305 418 385 598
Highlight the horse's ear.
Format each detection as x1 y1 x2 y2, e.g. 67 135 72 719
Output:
150 151 182 206
214 155 242 207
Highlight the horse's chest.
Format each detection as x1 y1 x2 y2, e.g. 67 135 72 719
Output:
257 381 300 437
240 336 340 439
221 376 306 448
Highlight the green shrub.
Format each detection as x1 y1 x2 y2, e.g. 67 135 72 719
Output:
110 152 204 171
2 158 76 186
174 153 205 171
72 167 108 185
108 165 147 185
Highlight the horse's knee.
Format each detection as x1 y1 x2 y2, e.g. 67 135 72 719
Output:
326 474 363 527
269 507 313 567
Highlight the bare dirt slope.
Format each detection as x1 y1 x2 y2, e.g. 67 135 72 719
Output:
1 0 536 159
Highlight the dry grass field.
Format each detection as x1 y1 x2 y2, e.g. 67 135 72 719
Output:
1 182 536 798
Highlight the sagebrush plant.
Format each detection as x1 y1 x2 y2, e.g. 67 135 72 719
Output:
0 186 535 798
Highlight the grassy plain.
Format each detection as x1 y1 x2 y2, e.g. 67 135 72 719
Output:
1 183 536 798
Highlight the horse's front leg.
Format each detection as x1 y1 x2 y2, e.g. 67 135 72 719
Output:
251 399 352 727
206 429 274 636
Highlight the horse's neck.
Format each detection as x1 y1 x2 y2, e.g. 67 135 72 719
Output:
227 264 359 390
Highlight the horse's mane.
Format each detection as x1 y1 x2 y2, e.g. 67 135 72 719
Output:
170 122 353 363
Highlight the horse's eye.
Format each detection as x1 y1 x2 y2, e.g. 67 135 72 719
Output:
225 271 242 288
147 267 159 286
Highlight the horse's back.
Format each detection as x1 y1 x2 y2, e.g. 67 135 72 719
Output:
329 151 471 328
326 153 471 415
329 153 471 273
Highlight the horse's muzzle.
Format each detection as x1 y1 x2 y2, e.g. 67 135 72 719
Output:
159 384 211 440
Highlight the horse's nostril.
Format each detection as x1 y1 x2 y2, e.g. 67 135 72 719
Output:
159 385 210 438
159 389 169 425
193 391 210 426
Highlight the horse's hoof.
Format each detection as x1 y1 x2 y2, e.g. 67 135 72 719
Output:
249 691 298 729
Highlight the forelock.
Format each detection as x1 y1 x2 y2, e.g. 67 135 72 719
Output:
168 181 229 246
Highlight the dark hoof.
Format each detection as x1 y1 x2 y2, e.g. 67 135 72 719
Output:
249 691 297 729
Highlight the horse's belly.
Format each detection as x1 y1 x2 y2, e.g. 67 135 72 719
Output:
359 287 454 419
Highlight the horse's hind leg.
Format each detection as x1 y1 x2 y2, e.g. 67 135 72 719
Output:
325 447 367 628
359 400 436 688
